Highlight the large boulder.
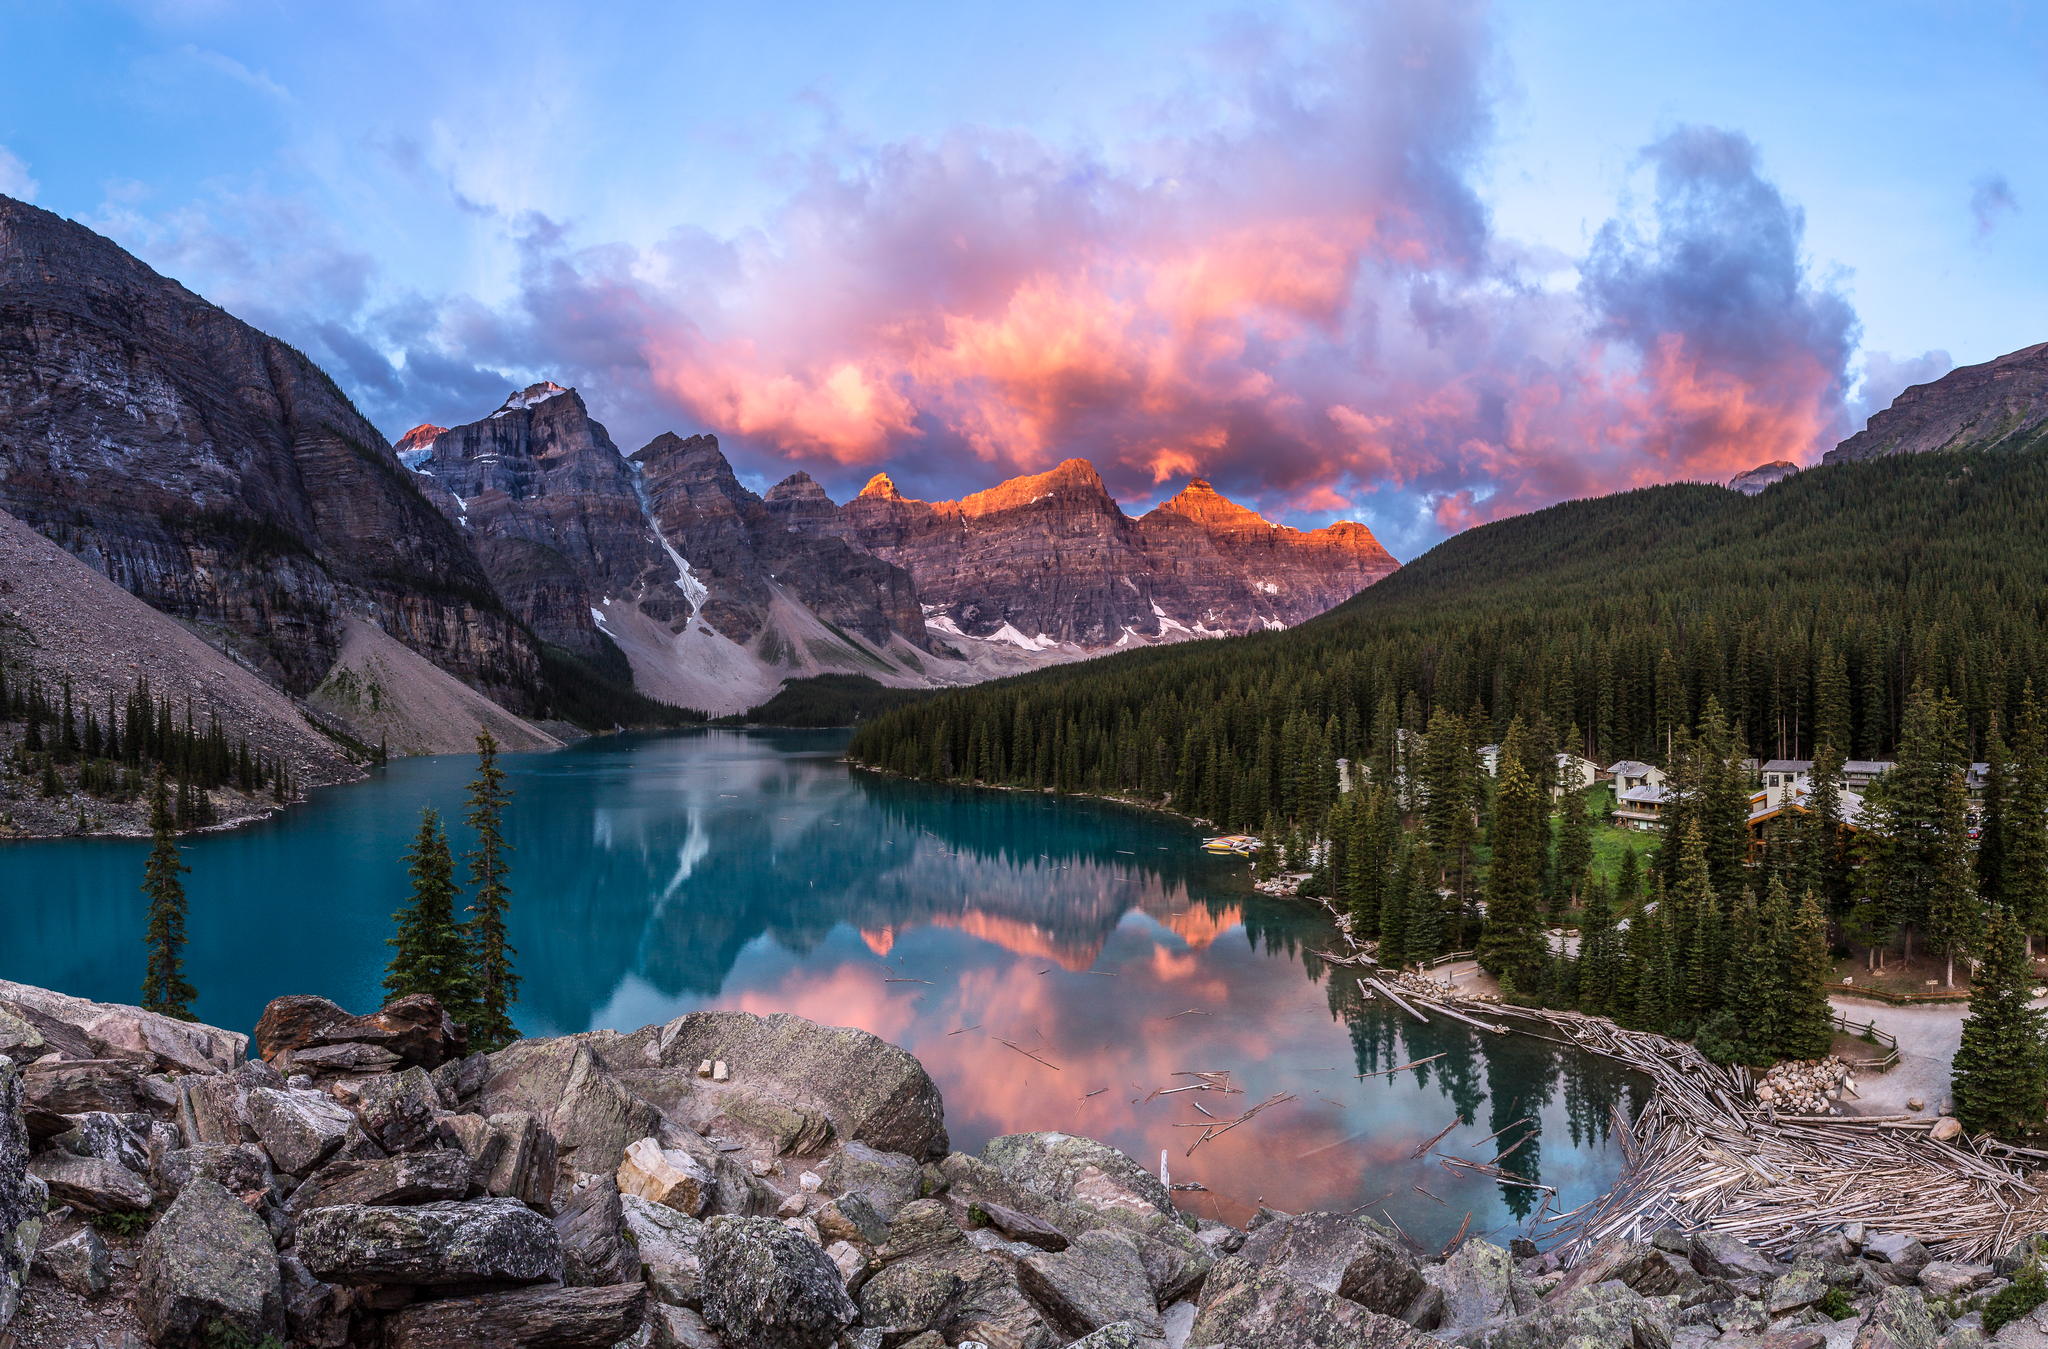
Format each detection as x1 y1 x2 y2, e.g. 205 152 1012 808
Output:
698 1215 856 1349
246 1085 356 1175
31 1225 110 1298
1188 1255 1435 1348
136 1177 284 1345
556 1172 636 1287
254 993 466 1071
621 1193 706 1308
1427 1239 1536 1331
26 1150 154 1214
821 1141 925 1221
0 979 245 1074
1448 1280 1674 1349
335 1066 439 1153
982 1132 1174 1219
20 1059 145 1132
937 1151 1211 1305
857 1200 1062 1348
1018 1228 1162 1339
286 1149 471 1212
296 1198 564 1287
476 1036 664 1172
0 1061 45 1333
1691 1230 1784 1282
384 1283 647 1349
1233 1210 1423 1316
436 1109 558 1205
1854 1287 1939 1349
159 1143 274 1201
613 1011 949 1160
48 1110 153 1176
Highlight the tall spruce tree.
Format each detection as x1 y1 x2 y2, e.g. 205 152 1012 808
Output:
1775 889 1836 1062
385 807 475 1018
1860 687 1981 981
463 731 520 1052
2003 692 2048 947
1952 905 2048 1137
139 777 196 1020
1552 784 1593 921
1477 722 1548 990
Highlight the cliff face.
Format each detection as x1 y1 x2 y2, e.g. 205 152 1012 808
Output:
1824 341 2048 464
398 383 680 661
771 461 1399 647
0 195 540 703
630 432 926 652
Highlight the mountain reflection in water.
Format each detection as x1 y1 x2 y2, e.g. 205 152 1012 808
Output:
0 728 1642 1243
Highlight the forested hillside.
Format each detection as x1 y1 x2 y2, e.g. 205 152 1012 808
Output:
849 445 2048 830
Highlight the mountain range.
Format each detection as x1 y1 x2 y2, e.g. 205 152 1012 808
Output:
0 193 1403 754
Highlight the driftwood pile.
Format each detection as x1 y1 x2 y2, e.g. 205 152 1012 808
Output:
1453 1001 2048 1263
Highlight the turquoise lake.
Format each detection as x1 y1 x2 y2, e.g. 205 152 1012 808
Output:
0 728 1641 1244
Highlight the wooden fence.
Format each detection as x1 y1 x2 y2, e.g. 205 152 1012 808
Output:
1830 1010 1902 1072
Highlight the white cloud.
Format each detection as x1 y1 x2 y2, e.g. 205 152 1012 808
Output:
0 146 38 202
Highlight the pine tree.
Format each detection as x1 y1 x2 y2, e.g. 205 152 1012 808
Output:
139 778 197 1020
1477 722 1547 990
1979 716 2011 907
1577 876 1618 1016
1952 905 2048 1137
1775 889 1836 1062
1552 784 1593 921
385 808 476 1018
463 731 520 1052
2003 692 2048 945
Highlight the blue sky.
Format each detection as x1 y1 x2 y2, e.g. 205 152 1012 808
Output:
2 1 2041 556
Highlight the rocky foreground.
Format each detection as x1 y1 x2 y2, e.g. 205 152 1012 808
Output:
0 978 2034 1349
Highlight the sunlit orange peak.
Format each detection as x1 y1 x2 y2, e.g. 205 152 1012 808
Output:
858 472 903 501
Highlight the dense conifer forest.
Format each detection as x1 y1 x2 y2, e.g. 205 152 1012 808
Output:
850 446 2048 825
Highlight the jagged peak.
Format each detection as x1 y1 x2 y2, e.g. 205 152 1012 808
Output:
858 472 903 501
766 471 833 504
1150 477 1273 528
497 380 572 413
956 458 1112 516
394 424 445 459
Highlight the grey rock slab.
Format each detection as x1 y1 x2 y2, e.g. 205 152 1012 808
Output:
1430 1239 1537 1331
48 1111 151 1176
821 1140 924 1221
982 1131 1173 1218
1919 1262 1994 1297
31 1225 109 1299
1188 1255 1436 1348
285 1147 471 1212
336 1065 438 1153
556 1170 635 1287
0 1061 44 1333
0 979 245 1074
1233 1209 1422 1316
1864 1234 1933 1271
477 1036 663 1174
622 1192 706 1308
383 1282 648 1349
296 1197 564 1287
698 1214 856 1349
246 1085 356 1175
612 1010 949 1160
158 1143 273 1199
1692 1231 1785 1282
27 1151 152 1214
1019 1228 1161 1338
1450 1280 1676 1349
135 1176 283 1344
1856 1287 1939 1349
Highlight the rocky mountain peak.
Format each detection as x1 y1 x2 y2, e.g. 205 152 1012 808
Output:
394 424 445 465
1150 477 1273 530
956 458 1111 516
496 380 572 414
1824 340 2048 464
1727 460 1800 495
858 471 904 501
765 472 832 505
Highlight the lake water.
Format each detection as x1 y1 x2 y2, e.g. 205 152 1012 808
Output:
0 728 1641 1244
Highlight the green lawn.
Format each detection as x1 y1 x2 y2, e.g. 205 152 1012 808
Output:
1562 783 1659 886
